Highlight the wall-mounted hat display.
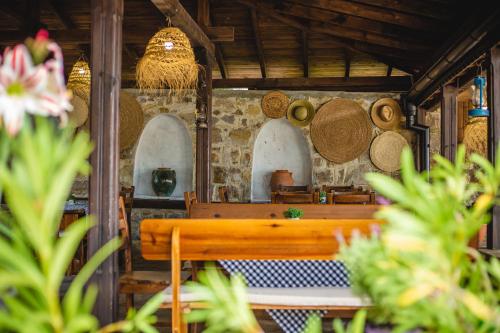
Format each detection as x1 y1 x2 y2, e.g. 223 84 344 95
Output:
261 91 289 118
311 98 372 164
370 98 402 130
370 131 408 172
287 99 315 127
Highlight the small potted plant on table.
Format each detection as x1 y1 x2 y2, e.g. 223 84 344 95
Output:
284 207 304 220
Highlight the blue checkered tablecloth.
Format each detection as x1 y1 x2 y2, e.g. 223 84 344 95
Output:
64 200 89 214
219 260 350 333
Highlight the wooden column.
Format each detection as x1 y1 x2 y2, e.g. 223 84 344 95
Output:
487 43 500 249
88 0 123 324
440 84 458 161
195 47 212 203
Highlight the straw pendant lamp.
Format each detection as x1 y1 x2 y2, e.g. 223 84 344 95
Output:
136 27 199 95
67 58 91 99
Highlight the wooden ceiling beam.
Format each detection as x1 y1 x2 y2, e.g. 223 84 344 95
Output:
302 31 308 78
123 44 139 61
249 8 266 78
150 0 216 64
351 0 451 21
45 0 76 29
386 65 393 77
205 26 234 42
212 76 412 91
215 44 228 78
344 49 350 79
288 0 440 32
0 5 23 25
205 0 228 79
236 0 419 74
275 1 440 44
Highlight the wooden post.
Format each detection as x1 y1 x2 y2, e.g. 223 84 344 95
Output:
195 47 212 203
487 43 500 249
440 84 458 161
88 0 123 324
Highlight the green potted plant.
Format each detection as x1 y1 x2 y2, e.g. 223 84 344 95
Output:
284 207 304 220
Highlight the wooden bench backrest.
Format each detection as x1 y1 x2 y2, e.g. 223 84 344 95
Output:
189 203 379 219
141 218 383 261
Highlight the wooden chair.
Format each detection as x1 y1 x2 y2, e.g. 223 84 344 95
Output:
183 191 198 215
118 196 170 310
322 185 355 193
332 193 376 205
120 186 135 233
140 218 383 333
218 186 229 203
61 213 86 275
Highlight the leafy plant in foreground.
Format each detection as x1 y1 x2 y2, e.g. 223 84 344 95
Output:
340 146 500 332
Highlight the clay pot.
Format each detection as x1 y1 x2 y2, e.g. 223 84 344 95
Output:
152 168 177 197
270 170 294 192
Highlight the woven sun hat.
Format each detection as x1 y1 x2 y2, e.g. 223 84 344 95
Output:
261 91 289 118
68 94 88 128
119 91 144 151
287 99 315 127
463 117 487 157
370 131 408 172
310 98 372 163
370 98 402 130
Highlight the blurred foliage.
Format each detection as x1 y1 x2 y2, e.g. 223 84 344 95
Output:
284 207 304 219
340 146 500 332
0 117 161 332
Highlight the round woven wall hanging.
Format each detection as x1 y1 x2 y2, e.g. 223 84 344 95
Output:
261 91 289 118
120 91 144 151
310 99 372 164
68 94 88 128
463 117 487 157
370 131 408 172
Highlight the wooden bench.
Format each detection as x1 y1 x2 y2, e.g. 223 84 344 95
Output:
189 203 379 219
141 218 383 333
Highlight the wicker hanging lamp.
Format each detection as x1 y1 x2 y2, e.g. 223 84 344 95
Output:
67 59 91 89
136 27 198 94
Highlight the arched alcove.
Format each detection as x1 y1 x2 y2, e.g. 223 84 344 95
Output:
133 114 193 199
251 118 312 202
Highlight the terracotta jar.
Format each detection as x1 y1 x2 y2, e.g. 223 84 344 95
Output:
270 170 294 192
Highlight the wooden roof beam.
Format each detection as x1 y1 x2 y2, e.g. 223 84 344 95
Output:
250 8 266 78
344 49 351 79
302 31 309 78
213 77 411 92
386 65 393 77
150 0 216 64
45 0 76 29
236 0 417 75
215 44 228 79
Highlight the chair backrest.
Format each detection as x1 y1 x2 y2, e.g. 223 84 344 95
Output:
218 186 229 203
277 185 312 193
189 203 379 219
118 196 132 272
120 186 135 212
333 193 376 205
272 192 314 204
183 191 198 215
141 218 383 261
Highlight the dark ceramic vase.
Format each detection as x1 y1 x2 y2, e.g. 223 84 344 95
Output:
152 168 176 197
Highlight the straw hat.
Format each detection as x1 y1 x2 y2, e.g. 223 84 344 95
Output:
261 91 289 118
463 117 487 157
370 131 408 172
287 99 315 127
310 99 372 163
370 98 402 130
68 94 88 128
120 91 144 151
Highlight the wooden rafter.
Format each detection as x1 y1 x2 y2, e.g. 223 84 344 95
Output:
213 76 411 91
250 8 266 78
344 49 351 79
291 0 441 32
386 65 393 77
123 44 138 61
215 44 228 79
45 0 76 29
352 0 450 20
236 0 418 74
302 31 308 78
150 0 216 64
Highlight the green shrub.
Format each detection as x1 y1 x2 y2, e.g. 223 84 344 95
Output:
284 207 304 219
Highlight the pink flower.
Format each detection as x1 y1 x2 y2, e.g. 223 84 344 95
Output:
0 42 71 135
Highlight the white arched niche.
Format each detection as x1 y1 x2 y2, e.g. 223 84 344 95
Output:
251 118 312 202
133 114 193 199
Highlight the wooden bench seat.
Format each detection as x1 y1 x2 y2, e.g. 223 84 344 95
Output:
140 218 383 333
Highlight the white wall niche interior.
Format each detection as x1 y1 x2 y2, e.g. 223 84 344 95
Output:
251 118 312 202
133 114 193 200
